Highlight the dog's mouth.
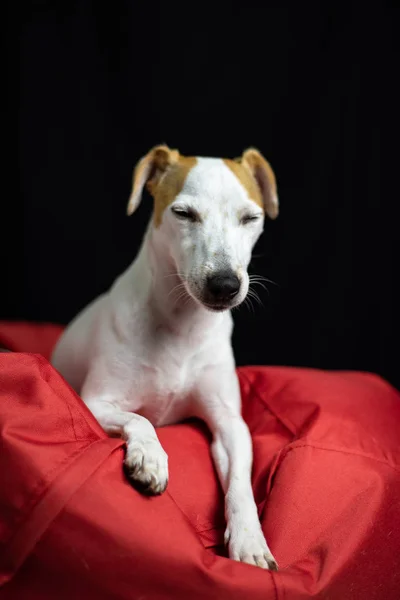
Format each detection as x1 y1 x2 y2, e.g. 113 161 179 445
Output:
202 301 235 312
185 287 238 312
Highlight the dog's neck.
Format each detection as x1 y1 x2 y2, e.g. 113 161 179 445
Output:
132 221 228 331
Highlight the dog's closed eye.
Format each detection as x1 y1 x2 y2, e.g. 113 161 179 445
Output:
171 206 200 223
240 214 262 225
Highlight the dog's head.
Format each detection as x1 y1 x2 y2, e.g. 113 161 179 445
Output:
127 145 278 312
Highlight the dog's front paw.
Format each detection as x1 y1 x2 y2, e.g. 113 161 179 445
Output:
124 437 169 495
225 524 278 570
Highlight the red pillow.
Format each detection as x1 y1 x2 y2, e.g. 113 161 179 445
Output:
0 322 399 599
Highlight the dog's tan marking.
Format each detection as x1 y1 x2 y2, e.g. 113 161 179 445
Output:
149 156 197 227
128 145 277 223
127 145 197 226
223 159 263 209
224 149 278 219
238 149 278 219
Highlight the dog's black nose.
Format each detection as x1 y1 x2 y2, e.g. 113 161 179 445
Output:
206 271 241 301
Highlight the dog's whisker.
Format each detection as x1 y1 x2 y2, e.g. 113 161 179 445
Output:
243 294 255 314
163 273 186 280
173 289 189 306
183 294 192 308
247 289 263 307
249 274 275 280
169 289 189 307
249 274 278 287
250 281 270 297
167 282 186 299
253 283 269 293
246 296 255 314
171 285 192 308
249 290 263 306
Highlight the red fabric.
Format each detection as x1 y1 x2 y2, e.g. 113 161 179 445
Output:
0 322 400 599
0 322 62 357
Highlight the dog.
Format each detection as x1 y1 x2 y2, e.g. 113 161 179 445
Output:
51 144 279 570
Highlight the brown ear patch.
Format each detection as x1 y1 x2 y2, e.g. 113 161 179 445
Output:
127 144 180 217
239 148 279 219
223 159 264 209
149 156 197 227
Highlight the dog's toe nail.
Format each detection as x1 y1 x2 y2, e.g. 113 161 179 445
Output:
228 527 277 570
124 442 168 496
265 554 278 571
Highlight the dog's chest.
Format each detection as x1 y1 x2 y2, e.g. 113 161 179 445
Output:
123 326 214 426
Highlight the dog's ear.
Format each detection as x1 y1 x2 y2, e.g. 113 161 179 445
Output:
238 148 279 219
127 145 179 216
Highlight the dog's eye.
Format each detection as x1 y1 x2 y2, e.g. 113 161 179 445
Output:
241 214 261 225
171 207 198 222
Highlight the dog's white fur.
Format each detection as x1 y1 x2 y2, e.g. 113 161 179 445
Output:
52 146 279 570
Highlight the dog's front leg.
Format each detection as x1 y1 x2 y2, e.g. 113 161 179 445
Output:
195 370 278 570
83 393 168 495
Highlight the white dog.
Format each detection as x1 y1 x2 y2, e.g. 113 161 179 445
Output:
51 144 279 570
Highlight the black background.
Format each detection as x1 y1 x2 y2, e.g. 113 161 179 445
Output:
5 2 399 389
